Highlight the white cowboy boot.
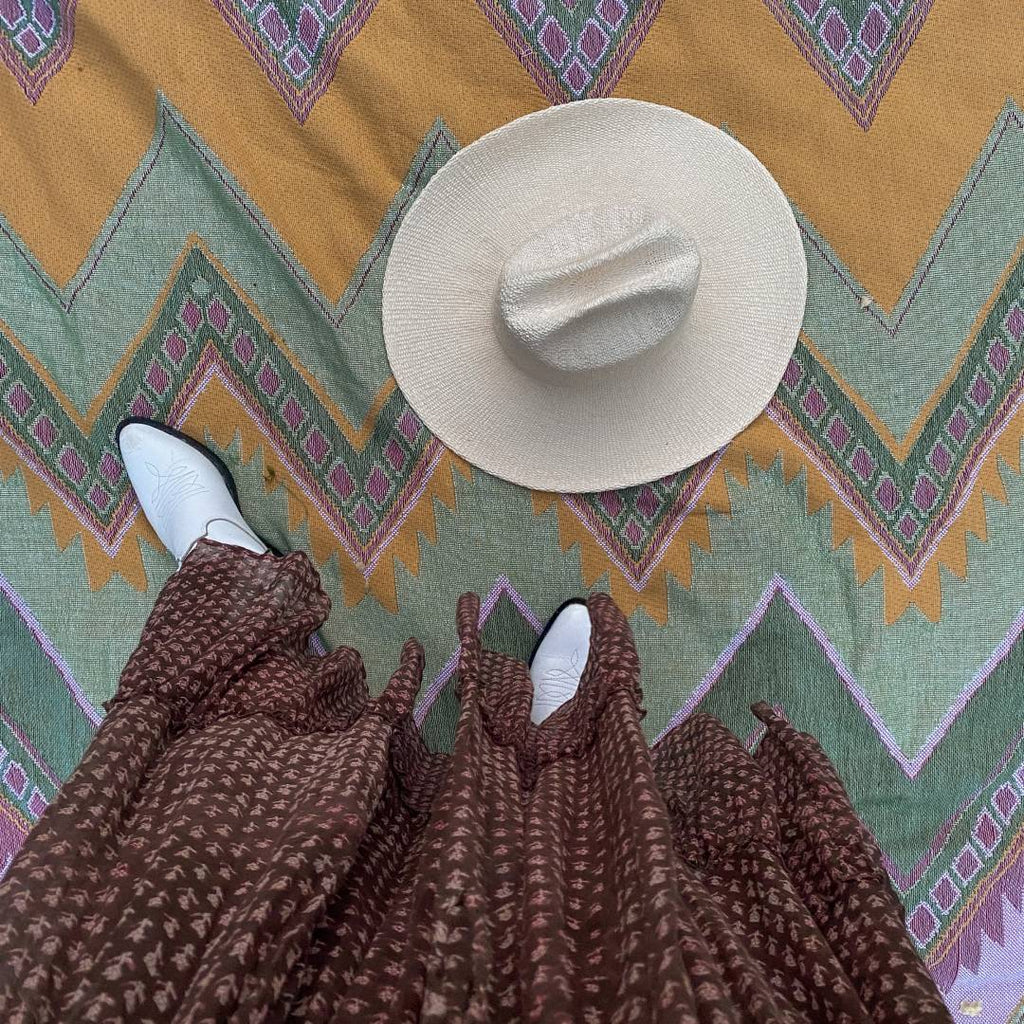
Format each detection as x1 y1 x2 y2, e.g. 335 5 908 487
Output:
529 599 592 724
116 418 267 563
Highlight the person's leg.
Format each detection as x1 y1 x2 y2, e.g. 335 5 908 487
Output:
116 417 267 561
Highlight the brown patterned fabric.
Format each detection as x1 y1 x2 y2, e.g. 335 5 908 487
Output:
0 540 952 1022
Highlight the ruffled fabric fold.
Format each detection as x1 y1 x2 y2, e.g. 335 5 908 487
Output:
0 541 952 1023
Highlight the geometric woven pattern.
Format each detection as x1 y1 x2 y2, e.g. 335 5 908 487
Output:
2 1 1023 1016
208 0 381 121
0 0 73 102
761 0 934 127
474 0 666 102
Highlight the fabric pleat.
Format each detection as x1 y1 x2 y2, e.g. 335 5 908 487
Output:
0 541 952 1023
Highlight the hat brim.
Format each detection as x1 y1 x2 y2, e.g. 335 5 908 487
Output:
382 99 807 493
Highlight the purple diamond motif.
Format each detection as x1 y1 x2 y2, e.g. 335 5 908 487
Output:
993 782 1020 823
580 19 609 65
6 382 33 418
233 331 256 367
285 45 311 78
929 874 959 914
206 297 230 335
0 0 24 30
145 360 170 396
636 485 660 520
819 8 851 58
88 484 111 511
947 407 971 444
801 384 827 422
952 845 982 884
859 3 890 53
180 298 202 333
163 330 187 364
32 415 57 450
384 438 406 471
782 358 804 391
258 362 282 398
352 501 373 528
826 415 851 450
843 50 870 85
130 393 155 418
967 371 993 411
623 518 644 546
59 445 87 484
366 465 391 504
974 809 1001 854
599 491 623 518
849 445 876 482
15 24 43 56
912 474 938 512
329 461 354 499
398 409 421 443
874 475 899 513
987 339 1011 377
304 428 329 464
897 513 919 541
538 16 570 64
927 441 952 478
282 396 306 431
258 4 289 48
27 787 47 818
33 0 54 35
597 0 625 29
795 0 823 17
563 58 591 95
1006 304 1024 341
99 451 123 485
1015 762 1024 792
3 762 27 798
297 4 323 49
907 903 938 945
316 0 343 15
515 0 542 25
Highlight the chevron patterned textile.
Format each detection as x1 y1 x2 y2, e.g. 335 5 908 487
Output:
1 1 1023 1017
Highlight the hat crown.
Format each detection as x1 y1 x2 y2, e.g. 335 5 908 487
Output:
498 203 701 377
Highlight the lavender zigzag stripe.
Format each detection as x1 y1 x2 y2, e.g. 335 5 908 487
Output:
0 705 61 789
942 890 1024 1016
0 570 101 725
929 823 1024 993
413 575 543 725
653 573 1024 780
885 719 1024 891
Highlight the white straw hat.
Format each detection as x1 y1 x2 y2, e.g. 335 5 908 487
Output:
382 99 807 493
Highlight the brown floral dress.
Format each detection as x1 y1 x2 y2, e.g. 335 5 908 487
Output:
0 540 952 1022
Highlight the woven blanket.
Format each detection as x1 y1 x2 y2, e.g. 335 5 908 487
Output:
1 1 1022 1017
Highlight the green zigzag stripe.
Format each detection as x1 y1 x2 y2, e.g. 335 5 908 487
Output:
2 435 1022 758
2 99 1023 595
2 99 1019 435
